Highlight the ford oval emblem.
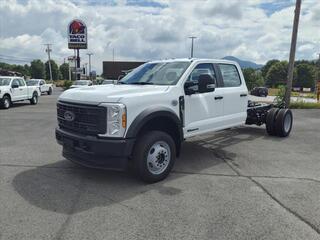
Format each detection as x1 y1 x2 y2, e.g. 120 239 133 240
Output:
64 111 75 122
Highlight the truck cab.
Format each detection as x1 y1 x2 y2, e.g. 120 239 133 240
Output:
56 59 292 182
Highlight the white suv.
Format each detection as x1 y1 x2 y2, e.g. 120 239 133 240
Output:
56 59 293 182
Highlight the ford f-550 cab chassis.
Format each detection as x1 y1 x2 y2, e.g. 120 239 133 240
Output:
56 59 293 182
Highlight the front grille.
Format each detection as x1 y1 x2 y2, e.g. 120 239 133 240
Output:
57 101 106 135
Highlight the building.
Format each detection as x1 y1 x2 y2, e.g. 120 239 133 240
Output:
102 61 145 80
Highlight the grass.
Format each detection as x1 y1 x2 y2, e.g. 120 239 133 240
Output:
290 101 320 109
268 88 316 99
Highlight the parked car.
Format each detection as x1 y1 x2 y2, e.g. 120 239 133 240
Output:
0 76 41 109
70 80 93 88
56 59 293 183
250 87 268 97
101 79 117 85
26 79 53 95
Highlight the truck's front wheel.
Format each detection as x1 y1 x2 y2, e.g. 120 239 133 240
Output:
1 95 11 109
133 131 176 183
30 92 38 105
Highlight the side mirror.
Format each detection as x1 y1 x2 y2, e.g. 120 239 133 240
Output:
184 81 197 95
39 82 44 86
198 74 215 93
12 83 19 88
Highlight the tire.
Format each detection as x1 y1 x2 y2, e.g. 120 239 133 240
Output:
30 92 38 105
1 95 11 109
47 88 52 95
133 131 176 183
275 109 293 137
266 108 279 136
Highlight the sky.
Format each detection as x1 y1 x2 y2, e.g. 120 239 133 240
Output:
0 0 319 74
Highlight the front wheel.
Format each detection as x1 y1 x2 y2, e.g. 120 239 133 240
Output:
133 131 176 183
1 95 11 109
30 92 38 105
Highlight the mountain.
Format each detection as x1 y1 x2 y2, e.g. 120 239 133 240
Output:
222 56 263 69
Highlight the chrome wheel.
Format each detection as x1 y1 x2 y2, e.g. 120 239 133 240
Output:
147 141 171 175
284 112 292 133
4 98 10 108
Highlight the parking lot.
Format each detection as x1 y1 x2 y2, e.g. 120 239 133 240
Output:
1 88 320 240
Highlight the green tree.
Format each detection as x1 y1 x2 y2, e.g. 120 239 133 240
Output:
261 59 280 79
265 61 288 87
295 63 315 89
59 63 70 80
242 68 264 90
45 60 60 81
30 59 45 79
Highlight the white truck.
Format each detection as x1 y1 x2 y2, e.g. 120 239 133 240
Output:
27 79 53 95
56 59 293 182
0 76 41 109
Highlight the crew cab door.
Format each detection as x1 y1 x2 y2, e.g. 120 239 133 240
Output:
183 63 224 137
217 63 248 126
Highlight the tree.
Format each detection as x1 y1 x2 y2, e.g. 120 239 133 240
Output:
242 68 264 90
265 61 288 87
295 63 315 89
261 59 280 79
30 59 45 79
45 60 60 81
59 63 70 80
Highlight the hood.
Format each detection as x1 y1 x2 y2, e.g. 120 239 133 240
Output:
59 84 169 104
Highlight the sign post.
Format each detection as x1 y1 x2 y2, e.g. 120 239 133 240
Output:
317 81 320 102
68 19 87 80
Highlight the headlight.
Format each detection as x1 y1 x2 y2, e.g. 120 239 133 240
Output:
98 103 126 138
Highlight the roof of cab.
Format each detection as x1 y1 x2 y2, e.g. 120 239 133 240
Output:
149 58 238 65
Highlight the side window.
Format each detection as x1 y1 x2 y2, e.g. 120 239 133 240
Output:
187 63 216 83
18 79 25 86
219 64 241 87
12 79 19 87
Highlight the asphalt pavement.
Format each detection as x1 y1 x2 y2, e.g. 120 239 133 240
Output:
1 88 320 240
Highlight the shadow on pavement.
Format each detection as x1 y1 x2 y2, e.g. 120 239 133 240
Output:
12 126 265 214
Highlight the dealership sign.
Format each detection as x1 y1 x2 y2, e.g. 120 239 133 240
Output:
68 19 87 49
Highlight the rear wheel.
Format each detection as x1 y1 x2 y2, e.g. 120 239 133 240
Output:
1 95 11 109
266 108 279 136
133 131 176 183
275 109 293 137
30 92 38 105
47 88 52 95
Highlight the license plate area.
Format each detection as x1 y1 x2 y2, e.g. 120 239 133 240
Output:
63 137 75 149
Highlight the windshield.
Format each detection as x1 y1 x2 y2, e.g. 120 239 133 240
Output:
0 78 11 86
26 80 39 86
74 80 89 85
119 61 190 85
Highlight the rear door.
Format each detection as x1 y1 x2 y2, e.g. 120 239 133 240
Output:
217 63 248 126
183 63 225 137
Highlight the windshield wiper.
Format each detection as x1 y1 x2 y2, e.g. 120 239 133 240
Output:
129 82 154 85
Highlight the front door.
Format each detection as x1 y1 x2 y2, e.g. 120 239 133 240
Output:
183 63 224 137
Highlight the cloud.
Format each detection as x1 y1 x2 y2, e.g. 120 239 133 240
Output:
0 0 318 73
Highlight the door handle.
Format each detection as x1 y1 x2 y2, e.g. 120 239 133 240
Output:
214 96 223 100
240 94 247 97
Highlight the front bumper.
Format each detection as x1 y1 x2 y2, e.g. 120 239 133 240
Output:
55 127 135 170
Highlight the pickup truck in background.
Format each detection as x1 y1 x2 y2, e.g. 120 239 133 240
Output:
27 79 53 95
56 58 293 183
0 76 41 109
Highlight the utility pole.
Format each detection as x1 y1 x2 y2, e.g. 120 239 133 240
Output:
86 53 93 80
284 0 301 108
44 44 53 81
189 36 197 58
